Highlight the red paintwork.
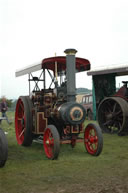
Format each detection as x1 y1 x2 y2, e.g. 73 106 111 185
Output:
42 56 90 73
84 125 98 155
38 113 47 133
114 86 127 98
15 99 25 145
43 128 54 159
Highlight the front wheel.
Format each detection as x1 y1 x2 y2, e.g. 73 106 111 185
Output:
84 123 103 156
0 128 8 167
43 125 60 160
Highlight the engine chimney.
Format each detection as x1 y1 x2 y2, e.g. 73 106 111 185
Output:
64 48 77 102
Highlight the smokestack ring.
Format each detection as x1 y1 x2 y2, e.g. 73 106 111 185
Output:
70 107 84 121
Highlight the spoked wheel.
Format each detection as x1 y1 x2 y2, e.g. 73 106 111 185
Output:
43 125 60 160
84 123 103 156
15 96 32 146
98 97 128 135
0 128 8 167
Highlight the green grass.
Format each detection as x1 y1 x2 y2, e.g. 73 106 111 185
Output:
0 112 128 193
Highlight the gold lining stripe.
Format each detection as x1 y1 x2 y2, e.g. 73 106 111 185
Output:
37 112 48 134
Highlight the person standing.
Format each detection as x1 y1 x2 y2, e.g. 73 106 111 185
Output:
0 97 11 124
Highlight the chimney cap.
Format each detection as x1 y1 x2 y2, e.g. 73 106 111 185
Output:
64 48 77 55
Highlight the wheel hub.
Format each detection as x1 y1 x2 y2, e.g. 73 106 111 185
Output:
89 136 95 143
106 113 113 119
46 140 50 145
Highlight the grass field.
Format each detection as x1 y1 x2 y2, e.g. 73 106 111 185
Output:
0 112 128 193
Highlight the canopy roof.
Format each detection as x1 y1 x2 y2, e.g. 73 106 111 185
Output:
42 56 90 73
87 64 128 76
16 56 90 77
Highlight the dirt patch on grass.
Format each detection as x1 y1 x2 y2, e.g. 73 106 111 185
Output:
76 178 128 193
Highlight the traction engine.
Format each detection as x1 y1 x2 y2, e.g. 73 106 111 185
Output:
15 49 103 159
98 81 128 135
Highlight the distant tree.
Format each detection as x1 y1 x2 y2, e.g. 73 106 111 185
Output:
76 88 92 94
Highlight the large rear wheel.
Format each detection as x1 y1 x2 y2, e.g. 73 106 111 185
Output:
43 125 60 159
15 96 33 146
0 128 8 167
98 97 128 135
84 123 103 156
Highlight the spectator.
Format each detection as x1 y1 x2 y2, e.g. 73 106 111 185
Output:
0 97 11 124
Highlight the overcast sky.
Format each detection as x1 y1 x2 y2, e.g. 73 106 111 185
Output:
0 0 128 99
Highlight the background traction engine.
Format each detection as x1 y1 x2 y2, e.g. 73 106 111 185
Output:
15 49 103 159
98 81 128 135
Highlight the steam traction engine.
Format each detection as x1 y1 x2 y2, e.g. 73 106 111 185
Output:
15 49 103 159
